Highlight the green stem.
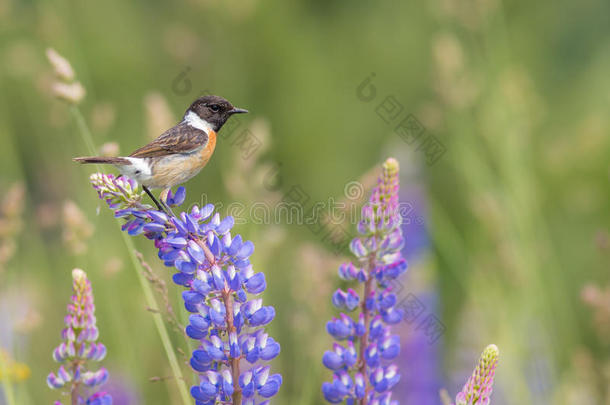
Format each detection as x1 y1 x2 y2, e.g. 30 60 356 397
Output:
123 239 192 405
0 357 17 405
357 255 375 405
69 107 97 155
195 238 242 404
68 105 192 405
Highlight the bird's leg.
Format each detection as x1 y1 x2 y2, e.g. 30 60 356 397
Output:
143 186 168 214
159 188 177 218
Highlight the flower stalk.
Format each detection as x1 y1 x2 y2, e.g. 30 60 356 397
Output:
322 158 407 404
47 269 112 405
0 352 17 405
194 232 243 403
89 175 282 405
72 106 192 405
46 47 192 405
357 270 374 398
453 344 499 405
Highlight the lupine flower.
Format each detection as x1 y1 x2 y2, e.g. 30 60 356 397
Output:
47 268 112 405
322 158 407 404
89 173 282 404
453 344 499 405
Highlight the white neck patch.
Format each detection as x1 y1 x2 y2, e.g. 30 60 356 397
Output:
184 111 215 133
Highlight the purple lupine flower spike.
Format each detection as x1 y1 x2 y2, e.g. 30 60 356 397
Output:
454 344 499 405
322 158 406 404
47 268 112 405
89 174 282 404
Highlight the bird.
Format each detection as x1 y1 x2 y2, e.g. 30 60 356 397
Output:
74 95 248 212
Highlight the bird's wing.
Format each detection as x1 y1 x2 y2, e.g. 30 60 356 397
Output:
129 122 209 158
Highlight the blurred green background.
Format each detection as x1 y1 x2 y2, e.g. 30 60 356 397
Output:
1 0 609 404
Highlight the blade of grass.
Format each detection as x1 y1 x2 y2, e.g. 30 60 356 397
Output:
68 105 192 405
0 357 17 405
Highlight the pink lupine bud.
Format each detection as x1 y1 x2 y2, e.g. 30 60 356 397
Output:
455 344 499 405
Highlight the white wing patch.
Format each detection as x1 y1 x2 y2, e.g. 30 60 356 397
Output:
118 157 153 184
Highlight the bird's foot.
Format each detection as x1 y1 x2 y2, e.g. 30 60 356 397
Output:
143 186 175 217
159 188 177 218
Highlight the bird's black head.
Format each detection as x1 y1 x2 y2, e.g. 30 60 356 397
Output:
186 95 248 132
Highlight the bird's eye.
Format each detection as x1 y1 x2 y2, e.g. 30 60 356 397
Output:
209 104 220 112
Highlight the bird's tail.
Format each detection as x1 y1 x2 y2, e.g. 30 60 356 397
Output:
73 156 131 165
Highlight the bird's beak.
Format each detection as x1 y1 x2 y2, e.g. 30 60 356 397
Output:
229 107 249 114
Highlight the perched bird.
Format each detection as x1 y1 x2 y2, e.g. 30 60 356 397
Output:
74 95 247 211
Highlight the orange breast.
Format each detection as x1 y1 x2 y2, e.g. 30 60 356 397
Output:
200 130 217 164
146 130 218 189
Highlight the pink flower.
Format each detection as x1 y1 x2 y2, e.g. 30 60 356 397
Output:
455 344 499 405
